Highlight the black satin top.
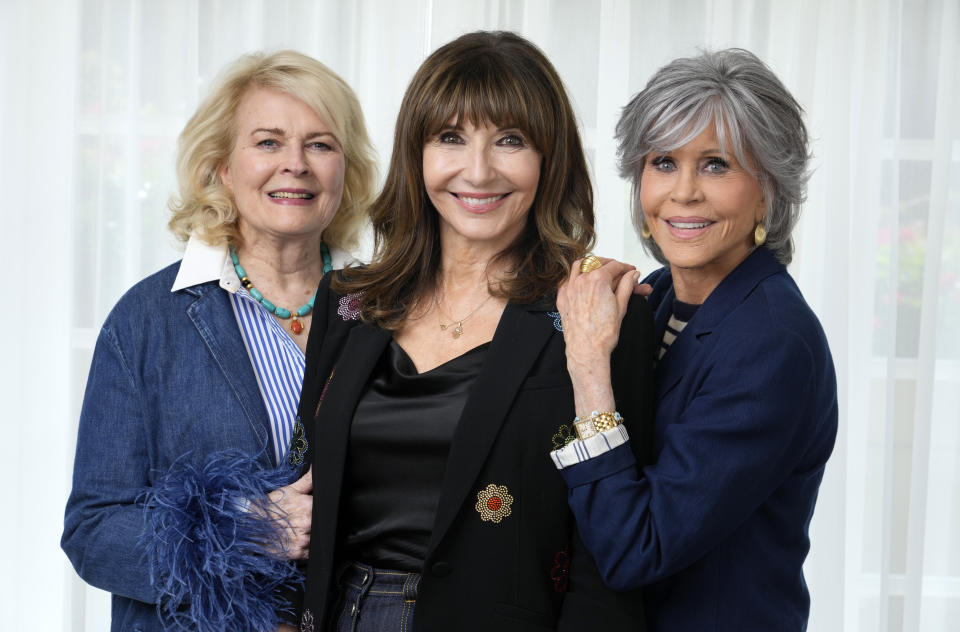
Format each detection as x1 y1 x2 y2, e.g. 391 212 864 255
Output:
344 340 488 571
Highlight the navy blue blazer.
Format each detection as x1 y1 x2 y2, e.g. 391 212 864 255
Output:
560 247 838 631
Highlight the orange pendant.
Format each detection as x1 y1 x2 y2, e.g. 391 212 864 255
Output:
290 318 304 335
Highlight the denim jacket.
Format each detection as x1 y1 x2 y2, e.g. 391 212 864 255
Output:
61 254 279 631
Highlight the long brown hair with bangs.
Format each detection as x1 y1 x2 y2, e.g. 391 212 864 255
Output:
333 30 594 330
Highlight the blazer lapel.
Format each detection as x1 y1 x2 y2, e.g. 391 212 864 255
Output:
651 282 689 401
426 302 554 555
654 320 697 401
183 284 272 461
654 247 785 401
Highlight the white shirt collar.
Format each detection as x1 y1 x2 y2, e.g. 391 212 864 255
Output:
170 233 361 293
170 235 239 293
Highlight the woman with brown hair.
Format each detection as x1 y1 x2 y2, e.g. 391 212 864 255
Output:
293 31 653 631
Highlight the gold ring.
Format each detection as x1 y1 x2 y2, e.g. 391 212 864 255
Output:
579 254 603 274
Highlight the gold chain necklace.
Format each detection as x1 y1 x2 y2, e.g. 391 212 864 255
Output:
436 290 493 339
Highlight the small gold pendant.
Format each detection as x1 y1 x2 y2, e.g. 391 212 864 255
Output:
440 321 464 338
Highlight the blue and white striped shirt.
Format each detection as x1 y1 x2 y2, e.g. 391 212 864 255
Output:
231 288 305 465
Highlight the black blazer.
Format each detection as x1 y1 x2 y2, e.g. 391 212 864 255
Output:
295 274 654 631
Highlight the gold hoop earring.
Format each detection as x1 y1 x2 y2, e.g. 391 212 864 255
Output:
641 219 652 239
754 222 767 246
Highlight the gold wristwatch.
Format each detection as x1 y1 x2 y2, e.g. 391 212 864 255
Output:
573 411 623 440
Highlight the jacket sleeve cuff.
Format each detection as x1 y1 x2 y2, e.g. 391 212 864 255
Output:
139 449 303 630
556 443 638 488
550 425 630 469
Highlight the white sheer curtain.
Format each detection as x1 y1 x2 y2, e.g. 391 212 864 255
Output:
2 1 956 630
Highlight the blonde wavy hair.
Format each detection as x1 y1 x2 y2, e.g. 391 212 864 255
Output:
168 50 377 252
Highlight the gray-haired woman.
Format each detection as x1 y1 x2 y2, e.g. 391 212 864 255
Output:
550 49 838 630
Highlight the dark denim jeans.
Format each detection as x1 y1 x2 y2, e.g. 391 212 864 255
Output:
330 562 421 632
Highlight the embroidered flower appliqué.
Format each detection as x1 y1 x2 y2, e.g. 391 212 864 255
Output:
300 608 315 632
475 483 514 523
546 311 562 331
337 292 363 321
287 416 308 467
551 424 577 450
550 545 571 593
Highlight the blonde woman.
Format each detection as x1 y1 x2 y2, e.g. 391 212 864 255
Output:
62 50 376 632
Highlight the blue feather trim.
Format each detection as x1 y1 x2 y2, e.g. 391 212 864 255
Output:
139 449 303 631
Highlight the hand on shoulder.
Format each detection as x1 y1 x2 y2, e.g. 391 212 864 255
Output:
557 256 640 366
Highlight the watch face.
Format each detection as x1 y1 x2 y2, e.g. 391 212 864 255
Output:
574 419 598 440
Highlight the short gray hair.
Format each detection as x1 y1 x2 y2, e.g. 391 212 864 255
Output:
616 48 810 265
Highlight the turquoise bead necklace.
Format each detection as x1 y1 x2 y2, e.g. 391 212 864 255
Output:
229 243 332 335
